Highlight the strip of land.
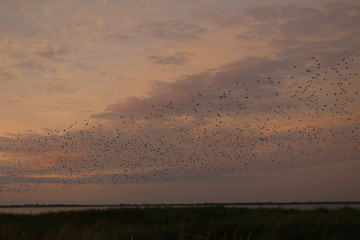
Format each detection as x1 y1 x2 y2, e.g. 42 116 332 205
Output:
1 201 359 208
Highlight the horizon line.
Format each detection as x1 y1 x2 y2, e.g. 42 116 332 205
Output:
1 201 360 208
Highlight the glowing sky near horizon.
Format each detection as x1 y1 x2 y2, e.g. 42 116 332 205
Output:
0 0 360 204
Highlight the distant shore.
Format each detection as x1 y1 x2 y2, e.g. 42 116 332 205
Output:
1 201 360 208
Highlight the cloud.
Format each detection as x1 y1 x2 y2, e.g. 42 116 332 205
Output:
106 33 136 44
244 4 319 22
139 20 207 41
16 61 46 72
195 3 360 61
108 20 207 44
197 8 245 27
238 3 360 57
278 4 360 37
147 52 193 65
36 46 70 61
95 48 360 124
0 97 18 104
0 70 14 81
34 78 77 94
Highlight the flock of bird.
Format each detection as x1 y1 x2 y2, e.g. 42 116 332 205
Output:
0 51 359 194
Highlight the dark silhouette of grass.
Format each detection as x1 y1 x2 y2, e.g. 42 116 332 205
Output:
0 206 359 240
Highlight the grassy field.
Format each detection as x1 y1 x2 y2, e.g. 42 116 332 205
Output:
0 206 359 240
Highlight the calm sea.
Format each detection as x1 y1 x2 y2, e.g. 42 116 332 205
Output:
1 204 359 215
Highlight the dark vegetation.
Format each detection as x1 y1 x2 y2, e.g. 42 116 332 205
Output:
0 206 359 240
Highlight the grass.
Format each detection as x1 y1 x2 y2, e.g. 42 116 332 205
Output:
0 206 359 240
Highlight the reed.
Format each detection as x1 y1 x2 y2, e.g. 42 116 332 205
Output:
0 206 359 240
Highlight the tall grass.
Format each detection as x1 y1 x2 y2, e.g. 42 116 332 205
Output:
0 206 359 240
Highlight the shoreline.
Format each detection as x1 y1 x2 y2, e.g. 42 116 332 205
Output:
1 201 360 208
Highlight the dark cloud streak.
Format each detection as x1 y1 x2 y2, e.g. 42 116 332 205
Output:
107 20 207 44
147 52 193 65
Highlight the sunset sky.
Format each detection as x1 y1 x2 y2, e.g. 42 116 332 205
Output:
1 0 359 205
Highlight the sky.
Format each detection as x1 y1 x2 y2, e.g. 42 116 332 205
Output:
0 0 359 205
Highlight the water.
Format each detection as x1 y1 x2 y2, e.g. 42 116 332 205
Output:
225 203 360 210
1 203 359 214
0 206 113 215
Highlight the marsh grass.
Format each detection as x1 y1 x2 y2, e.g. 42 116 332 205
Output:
0 206 359 240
